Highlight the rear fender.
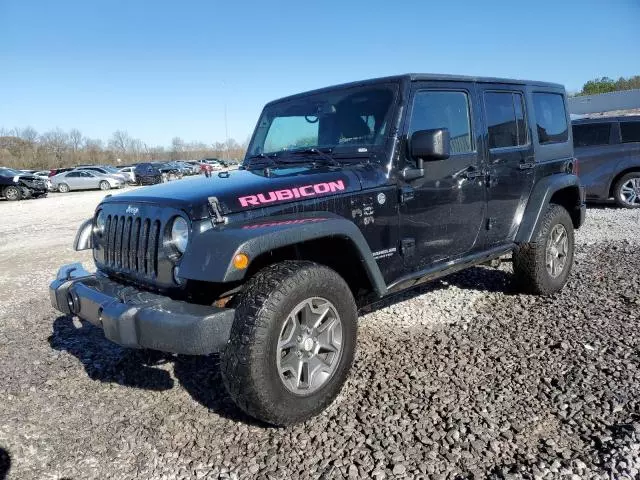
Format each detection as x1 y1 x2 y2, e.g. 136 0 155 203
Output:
515 174 584 243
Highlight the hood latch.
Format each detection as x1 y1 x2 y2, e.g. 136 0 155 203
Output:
207 196 227 226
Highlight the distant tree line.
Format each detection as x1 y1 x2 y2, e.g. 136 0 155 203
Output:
576 75 640 96
0 127 248 170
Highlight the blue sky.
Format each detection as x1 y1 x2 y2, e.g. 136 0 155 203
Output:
1 0 638 147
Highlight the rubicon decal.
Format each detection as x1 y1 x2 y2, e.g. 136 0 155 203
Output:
238 180 346 207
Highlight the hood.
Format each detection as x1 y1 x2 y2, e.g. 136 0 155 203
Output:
101 166 363 219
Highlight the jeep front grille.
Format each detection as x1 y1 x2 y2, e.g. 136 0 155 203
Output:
103 214 162 278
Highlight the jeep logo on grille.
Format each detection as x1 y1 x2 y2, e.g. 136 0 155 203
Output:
125 206 139 215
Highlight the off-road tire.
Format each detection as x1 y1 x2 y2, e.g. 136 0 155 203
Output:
58 183 70 193
3 186 21 201
99 181 111 191
221 261 358 426
613 172 640 209
513 203 575 295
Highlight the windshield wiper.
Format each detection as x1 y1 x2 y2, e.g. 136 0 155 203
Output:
243 153 280 169
286 148 341 167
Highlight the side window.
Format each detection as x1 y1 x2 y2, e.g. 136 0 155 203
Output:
572 123 612 147
409 91 473 155
485 92 528 149
620 122 640 143
533 93 568 144
66 172 79 178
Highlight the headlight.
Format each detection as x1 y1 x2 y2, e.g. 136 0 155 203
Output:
95 210 106 236
171 217 189 253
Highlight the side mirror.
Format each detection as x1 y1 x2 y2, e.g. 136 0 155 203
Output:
410 128 451 162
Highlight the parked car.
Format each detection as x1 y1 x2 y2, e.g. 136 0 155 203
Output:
51 73 585 426
51 170 125 192
154 162 183 181
118 166 136 184
33 170 54 191
572 116 640 208
76 166 128 184
48 167 74 177
133 163 163 185
0 167 49 200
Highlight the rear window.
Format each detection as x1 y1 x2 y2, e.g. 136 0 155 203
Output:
533 93 568 144
572 123 611 147
620 122 640 143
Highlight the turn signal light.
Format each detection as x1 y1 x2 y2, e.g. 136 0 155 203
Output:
233 253 249 270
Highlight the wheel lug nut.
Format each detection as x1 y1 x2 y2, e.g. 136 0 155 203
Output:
297 336 302 342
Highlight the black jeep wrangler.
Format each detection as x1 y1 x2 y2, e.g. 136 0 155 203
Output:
50 74 585 425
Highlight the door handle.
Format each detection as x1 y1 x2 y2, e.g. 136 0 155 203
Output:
519 161 536 170
456 165 484 180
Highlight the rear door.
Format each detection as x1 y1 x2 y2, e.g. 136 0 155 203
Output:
64 171 82 189
478 85 535 246
572 121 618 199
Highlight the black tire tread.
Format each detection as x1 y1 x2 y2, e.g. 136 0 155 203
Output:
513 203 574 295
221 260 357 426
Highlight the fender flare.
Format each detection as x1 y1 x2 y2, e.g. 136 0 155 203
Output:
515 174 583 243
607 159 640 197
178 212 387 296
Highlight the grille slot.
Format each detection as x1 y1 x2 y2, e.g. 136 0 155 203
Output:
101 213 161 280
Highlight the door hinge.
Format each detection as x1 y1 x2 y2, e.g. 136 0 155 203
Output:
486 218 496 230
400 185 415 203
401 238 416 257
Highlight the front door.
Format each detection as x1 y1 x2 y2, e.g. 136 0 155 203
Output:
479 85 535 246
399 82 486 273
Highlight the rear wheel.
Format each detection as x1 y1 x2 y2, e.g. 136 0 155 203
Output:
58 183 70 193
513 203 575 295
99 181 111 191
4 186 21 201
221 261 357 426
613 172 640 208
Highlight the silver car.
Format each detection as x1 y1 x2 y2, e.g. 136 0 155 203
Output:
52 170 124 193
118 166 136 183
76 166 128 184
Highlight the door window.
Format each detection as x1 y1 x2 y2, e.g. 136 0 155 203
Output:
485 92 529 149
408 91 473 155
66 172 81 177
572 123 612 147
620 122 640 143
532 93 569 144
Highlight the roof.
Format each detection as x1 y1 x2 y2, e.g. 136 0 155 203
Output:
266 73 564 105
572 114 640 124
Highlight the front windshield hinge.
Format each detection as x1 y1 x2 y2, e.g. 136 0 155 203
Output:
207 196 227 226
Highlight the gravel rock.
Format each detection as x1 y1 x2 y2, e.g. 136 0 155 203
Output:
0 193 639 479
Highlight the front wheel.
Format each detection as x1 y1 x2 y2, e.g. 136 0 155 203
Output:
4 185 21 201
99 181 111 191
221 261 357 426
613 172 640 208
513 204 575 295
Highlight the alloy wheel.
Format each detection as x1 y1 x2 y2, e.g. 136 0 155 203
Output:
620 177 640 207
276 297 343 395
546 224 568 278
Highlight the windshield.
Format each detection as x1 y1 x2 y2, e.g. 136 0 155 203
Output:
246 84 398 161
0 168 22 176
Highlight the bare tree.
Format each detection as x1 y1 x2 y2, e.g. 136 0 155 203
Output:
68 129 83 152
108 130 132 156
40 128 69 164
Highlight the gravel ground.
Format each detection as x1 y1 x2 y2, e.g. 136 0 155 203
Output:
0 192 639 480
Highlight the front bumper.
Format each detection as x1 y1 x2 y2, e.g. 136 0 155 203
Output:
49 263 235 355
